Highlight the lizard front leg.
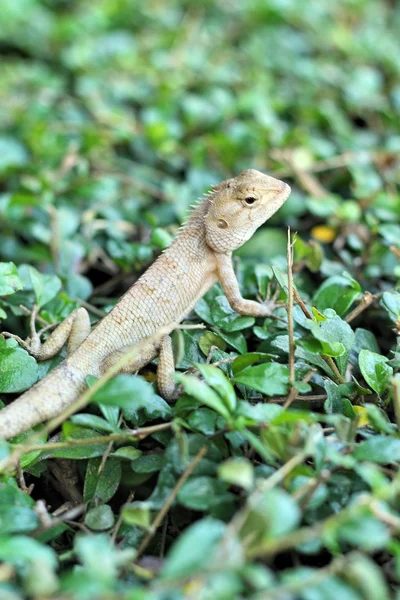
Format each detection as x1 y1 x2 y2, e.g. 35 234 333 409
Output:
2 306 91 360
215 252 272 317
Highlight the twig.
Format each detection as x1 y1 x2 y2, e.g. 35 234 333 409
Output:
324 356 345 384
18 304 49 327
390 245 400 261
135 446 207 557
290 287 345 384
293 288 312 319
11 423 172 455
283 369 316 410
392 376 400 435
286 228 295 384
48 205 61 272
225 451 308 541
17 463 34 495
345 291 376 323
271 149 328 197
97 413 124 477
370 499 400 530
33 504 86 535
160 516 168 558
75 298 106 319
271 394 326 404
271 149 399 178
112 491 134 543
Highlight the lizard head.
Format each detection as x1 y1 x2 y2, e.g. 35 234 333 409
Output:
204 169 291 253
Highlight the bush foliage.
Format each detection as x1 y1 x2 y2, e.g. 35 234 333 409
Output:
0 1 400 598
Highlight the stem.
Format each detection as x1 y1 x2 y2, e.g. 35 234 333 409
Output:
286 228 295 384
226 451 308 540
392 375 400 435
135 446 207 557
324 356 345 384
345 291 376 323
11 422 172 455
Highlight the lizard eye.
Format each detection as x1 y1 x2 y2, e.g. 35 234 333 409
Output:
244 196 257 205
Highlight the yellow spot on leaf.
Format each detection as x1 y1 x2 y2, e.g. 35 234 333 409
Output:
184 579 203 595
353 406 370 427
311 225 336 243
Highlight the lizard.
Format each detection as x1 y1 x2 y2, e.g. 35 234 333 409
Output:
0 169 290 440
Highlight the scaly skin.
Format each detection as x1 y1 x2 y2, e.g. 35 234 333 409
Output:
0 169 290 439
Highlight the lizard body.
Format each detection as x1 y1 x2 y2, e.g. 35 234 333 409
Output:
0 169 290 439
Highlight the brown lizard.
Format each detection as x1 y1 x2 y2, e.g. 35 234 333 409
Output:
0 169 290 440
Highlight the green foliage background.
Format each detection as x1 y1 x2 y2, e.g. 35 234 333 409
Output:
0 1 400 598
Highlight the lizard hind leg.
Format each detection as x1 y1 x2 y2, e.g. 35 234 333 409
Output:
100 342 158 376
100 335 180 401
2 306 91 360
157 334 181 401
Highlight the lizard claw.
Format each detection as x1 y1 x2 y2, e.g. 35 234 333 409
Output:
2 331 33 351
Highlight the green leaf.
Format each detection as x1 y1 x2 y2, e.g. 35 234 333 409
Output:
70 413 120 433
198 331 227 355
196 363 237 413
90 374 171 424
218 457 254 490
84 457 122 503
29 267 62 308
346 553 390 600
324 380 344 414
313 274 361 315
89 374 153 409
0 480 38 534
359 349 393 395
231 352 276 375
237 401 283 424
177 476 229 511
112 446 142 461
337 515 389 551
85 505 115 531
74 533 134 579
364 403 395 434
233 362 290 396
308 311 355 374
0 337 38 393
242 488 301 546
0 136 28 171
122 501 152 529
161 517 226 580
211 295 255 332
176 374 232 419
187 407 218 435
354 436 400 463
215 328 247 354
0 262 24 296
0 536 57 597
131 454 163 473
272 266 288 296
50 426 109 459
380 290 400 322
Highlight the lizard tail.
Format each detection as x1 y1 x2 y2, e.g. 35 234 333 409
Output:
0 361 87 440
